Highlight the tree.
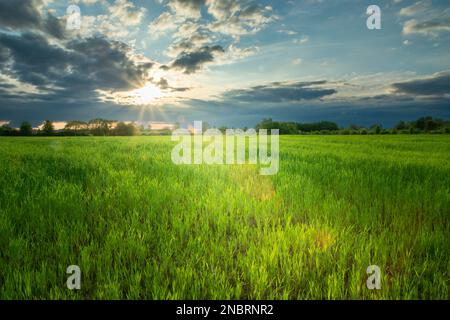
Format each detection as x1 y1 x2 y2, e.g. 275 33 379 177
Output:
65 121 88 135
0 125 16 136
394 121 408 130
370 124 382 134
20 122 33 136
256 118 276 130
42 120 54 136
411 116 449 132
89 118 111 136
256 119 338 134
112 122 140 136
349 124 361 131
424 117 438 132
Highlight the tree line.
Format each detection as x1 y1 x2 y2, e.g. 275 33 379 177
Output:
254 116 450 135
0 119 142 136
1 116 449 136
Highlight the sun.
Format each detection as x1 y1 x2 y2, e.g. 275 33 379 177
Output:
95 82 168 107
134 83 163 105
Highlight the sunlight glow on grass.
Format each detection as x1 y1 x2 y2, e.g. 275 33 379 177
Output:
0 136 449 299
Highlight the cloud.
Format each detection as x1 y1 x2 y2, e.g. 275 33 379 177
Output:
170 45 225 74
402 19 450 36
391 70 450 96
0 0 66 39
148 12 182 38
0 0 43 30
402 39 413 45
153 77 190 92
293 36 309 44
167 0 205 19
221 81 337 103
75 0 100 5
0 32 155 103
108 0 146 26
208 3 275 37
179 93 450 129
217 44 258 64
399 1 430 16
75 1 146 39
398 2 450 37
165 22 216 57
148 0 274 73
160 0 276 35
206 0 240 20
166 37 256 72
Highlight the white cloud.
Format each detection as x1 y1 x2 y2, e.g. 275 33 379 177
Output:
148 12 183 39
403 39 413 45
293 36 309 44
403 19 450 36
399 2 450 38
399 1 430 16
108 0 146 26
167 0 204 19
292 58 302 65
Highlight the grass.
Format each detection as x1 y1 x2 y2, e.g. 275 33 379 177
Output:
0 135 448 299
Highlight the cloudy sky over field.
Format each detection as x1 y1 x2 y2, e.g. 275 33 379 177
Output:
0 0 449 127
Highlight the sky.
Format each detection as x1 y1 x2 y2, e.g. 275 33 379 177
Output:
0 0 449 128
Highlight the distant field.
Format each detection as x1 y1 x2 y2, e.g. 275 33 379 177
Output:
0 135 448 299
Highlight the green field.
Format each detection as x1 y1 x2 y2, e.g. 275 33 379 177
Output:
0 135 449 299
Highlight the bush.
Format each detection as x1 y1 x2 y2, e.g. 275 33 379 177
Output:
112 122 141 136
20 122 33 136
0 125 17 136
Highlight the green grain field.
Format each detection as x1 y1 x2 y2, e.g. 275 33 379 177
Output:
0 135 449 299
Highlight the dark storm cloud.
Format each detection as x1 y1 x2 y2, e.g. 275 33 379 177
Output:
0 32 154 102
67 37 153 90
392 71 450 96
170 45 224 74
0 0 42 29
0 32 69 85
42 13 67 39
179 94 450 129
0 44 11 64
170 78 449 128
221 81 337 103
0 0 66 39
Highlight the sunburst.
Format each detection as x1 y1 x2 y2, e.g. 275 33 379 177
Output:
133 83 163 105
